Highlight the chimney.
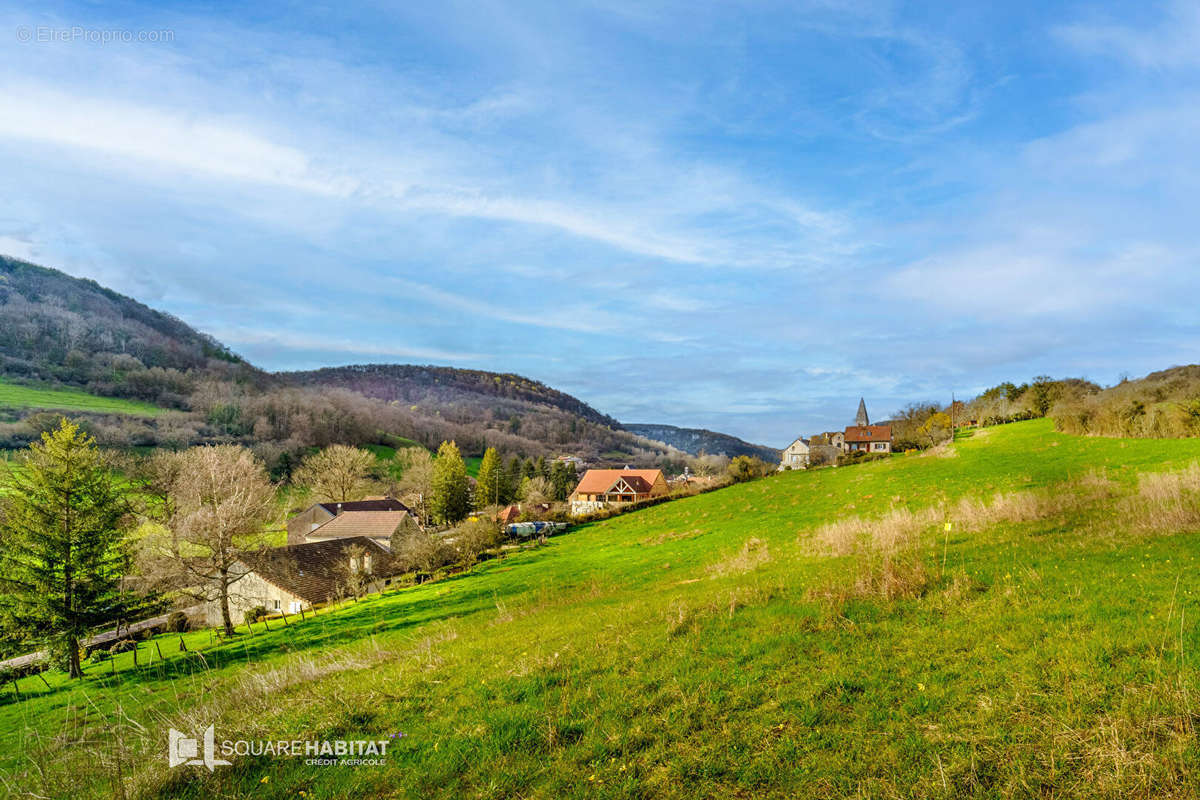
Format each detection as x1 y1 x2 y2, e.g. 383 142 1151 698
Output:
336 503 343 515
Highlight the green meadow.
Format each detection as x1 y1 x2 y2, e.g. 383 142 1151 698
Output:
3 419 1200 799
0 380 165 416
363 442 482 478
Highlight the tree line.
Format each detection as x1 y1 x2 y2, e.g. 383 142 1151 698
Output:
0 422 588 672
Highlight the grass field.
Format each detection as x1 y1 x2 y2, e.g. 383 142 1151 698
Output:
3 419 1200 799
0 380 165 416
363 442 482 478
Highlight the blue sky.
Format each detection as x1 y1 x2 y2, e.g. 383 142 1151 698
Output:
1 1 1198 446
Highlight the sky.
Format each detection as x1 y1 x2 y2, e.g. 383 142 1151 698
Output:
1 1 1198 447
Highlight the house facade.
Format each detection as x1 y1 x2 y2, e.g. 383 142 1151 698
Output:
569 468 668 515
842 398 892 453
780 437 811 469
843 425 893 453
201 537 396 626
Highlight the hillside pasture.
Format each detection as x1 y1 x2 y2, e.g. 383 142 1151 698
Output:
2 420 1200 799
0 380 165 417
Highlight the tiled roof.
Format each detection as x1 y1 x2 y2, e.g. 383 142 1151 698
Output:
572 469 664 495
844 425 892 442
308 510 411 541
314 498 410 515
243 537 396 605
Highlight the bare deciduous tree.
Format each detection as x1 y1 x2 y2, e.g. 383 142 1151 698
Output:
394 447 434 526
293 444 376 503
140 445 276 637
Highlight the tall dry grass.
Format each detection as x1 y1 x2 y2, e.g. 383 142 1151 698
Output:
810 506 942 557
806 507 942 602
1122 462 1200 534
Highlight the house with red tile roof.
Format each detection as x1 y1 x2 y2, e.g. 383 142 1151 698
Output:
843 399 892 454
568 468 668 515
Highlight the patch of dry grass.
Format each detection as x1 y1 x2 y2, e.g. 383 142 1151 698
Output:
1122 462 1200 534
706 537 770 577
808 506 942 557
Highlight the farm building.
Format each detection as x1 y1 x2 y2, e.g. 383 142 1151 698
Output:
201 537 397 625
287 497 414 548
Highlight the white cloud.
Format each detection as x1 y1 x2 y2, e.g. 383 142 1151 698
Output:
208 325 486 363
1056 1 1200 70
0 235 37 261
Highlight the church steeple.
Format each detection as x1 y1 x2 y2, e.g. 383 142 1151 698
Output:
855 397 869 427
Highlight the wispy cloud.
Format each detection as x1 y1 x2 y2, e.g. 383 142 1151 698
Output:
1 0 1196 444
1055 1 1200 70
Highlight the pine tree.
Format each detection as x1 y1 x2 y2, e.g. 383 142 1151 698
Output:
523 458 537 480
535 456 549 480
504 456 523 505
0 420 132 678
550 461 577 501
476 447 504 507
430 441 471 524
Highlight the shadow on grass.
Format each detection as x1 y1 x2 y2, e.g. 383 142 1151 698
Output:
0 552 552 707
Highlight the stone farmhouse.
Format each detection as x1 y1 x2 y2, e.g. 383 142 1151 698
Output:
569 468 668 515
780 437 811 469
286 497 414 548
202 537 397 625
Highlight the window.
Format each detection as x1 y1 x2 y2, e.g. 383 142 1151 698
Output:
289 601 301 614
273 599 280 610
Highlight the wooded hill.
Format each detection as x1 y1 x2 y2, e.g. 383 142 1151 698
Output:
0 256 766 468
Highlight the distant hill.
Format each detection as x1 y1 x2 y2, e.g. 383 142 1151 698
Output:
0 255 258 407
281 364 620 428
624 423 780 462
0 257 695 464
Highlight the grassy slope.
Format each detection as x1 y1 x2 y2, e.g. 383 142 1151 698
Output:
364 443 482 478
0 380 164 416
4 420 1200 799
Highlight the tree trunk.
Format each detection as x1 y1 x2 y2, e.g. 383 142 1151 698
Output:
67 635 82 679
219 571 235 637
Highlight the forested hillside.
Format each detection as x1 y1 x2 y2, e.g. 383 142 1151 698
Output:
0 257 700 468
0 256 257 407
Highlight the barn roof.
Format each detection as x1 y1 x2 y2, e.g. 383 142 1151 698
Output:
243 537 396 605
308 510 411 541
313 498 410 515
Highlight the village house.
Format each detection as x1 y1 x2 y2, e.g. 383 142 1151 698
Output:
842 398 893 454
286 497 414 548
569 468 668 515
201 537 397 626
780 437 811 469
